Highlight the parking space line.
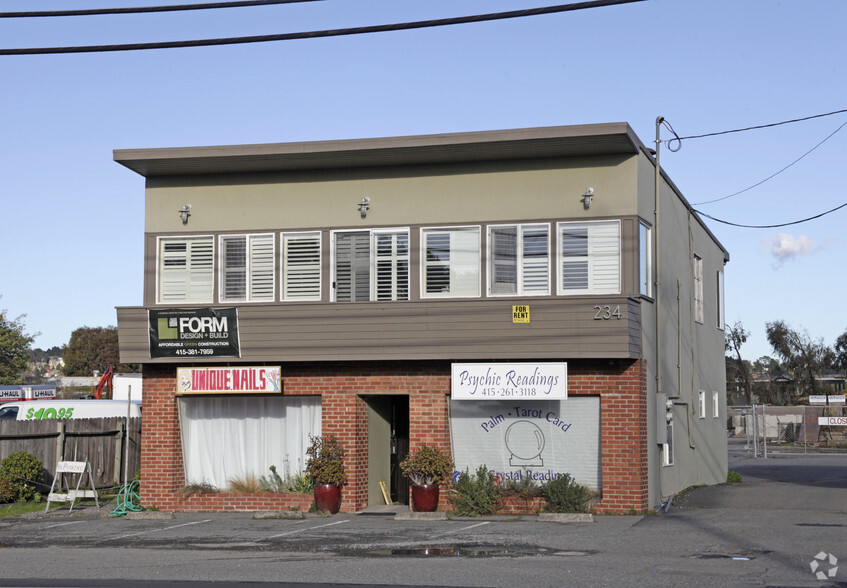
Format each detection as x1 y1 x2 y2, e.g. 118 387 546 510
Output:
436 521 491 536
97 519 212 543
265 519 350 539
44 520 86 529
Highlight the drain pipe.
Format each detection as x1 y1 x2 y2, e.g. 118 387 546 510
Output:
654 117 663 402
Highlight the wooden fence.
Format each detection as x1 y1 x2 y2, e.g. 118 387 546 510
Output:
0 418 141 491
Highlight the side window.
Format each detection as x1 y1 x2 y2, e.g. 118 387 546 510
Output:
716 269 725 330
558 220 621 295
220 234 275 302
157 236 214 303
640 221 652 297
0 406 18 419
698 390 706 419
421 227 480 298
488 224 550 296
693 255 704 323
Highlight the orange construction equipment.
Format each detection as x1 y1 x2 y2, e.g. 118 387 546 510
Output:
93 365 114 400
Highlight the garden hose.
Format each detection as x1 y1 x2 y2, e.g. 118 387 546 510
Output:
111 480 143 517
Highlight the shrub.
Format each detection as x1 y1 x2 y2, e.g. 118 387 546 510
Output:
448 465 502 516
305 434 346 487
541 474 592 513
0 477 14 503
726 470 743 484
181 482 220 498
501 476 541 500
228 473 263 493
0 452 44 503
399 445 454 486
260 465 314 494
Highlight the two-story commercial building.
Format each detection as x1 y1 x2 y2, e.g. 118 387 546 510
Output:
114 122 729 513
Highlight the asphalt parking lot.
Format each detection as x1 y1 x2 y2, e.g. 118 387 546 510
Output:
0 441 845 587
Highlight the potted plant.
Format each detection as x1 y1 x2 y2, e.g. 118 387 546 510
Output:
305 434 346 514
399 444 454 512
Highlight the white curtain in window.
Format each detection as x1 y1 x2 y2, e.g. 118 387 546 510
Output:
179 395 322 489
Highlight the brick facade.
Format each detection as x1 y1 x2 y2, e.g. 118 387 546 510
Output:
139 359 647 513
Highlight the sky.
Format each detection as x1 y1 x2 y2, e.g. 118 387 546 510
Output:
1 0 845 363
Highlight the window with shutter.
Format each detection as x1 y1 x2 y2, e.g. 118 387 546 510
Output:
421 227 480 298
557 221 620 295
220 234 275 302
333 229 408 302
157 236 214 303
488 224 549 296
282 232 321 301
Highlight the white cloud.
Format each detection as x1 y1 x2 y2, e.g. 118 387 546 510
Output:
762 233 829 264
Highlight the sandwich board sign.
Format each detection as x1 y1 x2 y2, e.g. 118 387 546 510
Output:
45 459 99 513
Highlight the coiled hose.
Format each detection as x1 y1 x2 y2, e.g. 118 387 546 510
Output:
111 480 143 517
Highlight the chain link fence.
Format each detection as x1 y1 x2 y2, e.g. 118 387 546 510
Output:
728 404 847 455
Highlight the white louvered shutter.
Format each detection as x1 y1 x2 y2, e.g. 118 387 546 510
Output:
158 236 214 303
282 232 321 301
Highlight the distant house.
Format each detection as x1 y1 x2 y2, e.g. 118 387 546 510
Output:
115 123 729 513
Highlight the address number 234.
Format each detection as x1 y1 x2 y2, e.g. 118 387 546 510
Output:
594 305 621 320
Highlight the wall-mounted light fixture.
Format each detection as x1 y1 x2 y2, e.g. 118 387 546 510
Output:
581 187 594 210
358 197 370 218
179 204 192 225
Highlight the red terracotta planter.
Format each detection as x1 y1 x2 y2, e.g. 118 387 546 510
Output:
411 484 440 512
313 483 342 514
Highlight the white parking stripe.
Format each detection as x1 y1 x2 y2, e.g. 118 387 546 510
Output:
437 521 491 535
265 519 350 539
44 520 86 529
98 519 212 542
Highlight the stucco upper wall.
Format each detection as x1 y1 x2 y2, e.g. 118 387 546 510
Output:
143 155 639 232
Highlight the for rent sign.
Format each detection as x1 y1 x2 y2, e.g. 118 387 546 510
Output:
451 362 567 400
149 308 240 359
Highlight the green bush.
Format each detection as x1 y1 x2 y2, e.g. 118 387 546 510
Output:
726 470 743 484
0 477 14 503
541 474 592 513
0 452 44 503
260 465 314 494
448 465 502 516
399 444 454 486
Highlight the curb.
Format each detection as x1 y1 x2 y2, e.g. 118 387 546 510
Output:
252 511 307 520
394 512 448 521
123 511 176 520
537 513 594 523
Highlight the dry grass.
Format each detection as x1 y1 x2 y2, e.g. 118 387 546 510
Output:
227 473 263 493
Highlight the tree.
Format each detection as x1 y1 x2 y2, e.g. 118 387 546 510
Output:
725 321 753 404
765 320 834 400
834 327 847 375
61 326 138 376
0 307 37 384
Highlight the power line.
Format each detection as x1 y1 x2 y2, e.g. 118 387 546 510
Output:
0 0 321 19
679 108 847 141
694 201 847 229
0 0 647 55
693 119 847 205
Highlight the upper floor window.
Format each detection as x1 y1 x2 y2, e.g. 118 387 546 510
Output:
716 268 725 330
639 221 652 297
282 232 321 301
557 220 620 295
220 234 275 302
421 226 480 298
693 254 704 323
332 229 409 302
157 236 214 303
488 224 550 296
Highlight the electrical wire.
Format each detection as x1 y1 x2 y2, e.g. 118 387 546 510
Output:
0 0 647 55
693 119 847 205
0 0 321 19
679 109 847 141
694 201 847 229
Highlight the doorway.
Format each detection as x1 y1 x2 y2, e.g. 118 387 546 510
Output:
363 395 409 506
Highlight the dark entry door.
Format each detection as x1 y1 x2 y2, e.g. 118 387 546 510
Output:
363 395 409 505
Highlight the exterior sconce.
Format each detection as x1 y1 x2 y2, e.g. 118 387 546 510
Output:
179 204 192 225
358 197 370 218
581 187 594 210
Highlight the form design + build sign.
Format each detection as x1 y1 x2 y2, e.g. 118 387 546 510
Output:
149 308 240 359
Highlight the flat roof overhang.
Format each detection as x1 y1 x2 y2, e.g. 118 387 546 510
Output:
113 123 644 177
